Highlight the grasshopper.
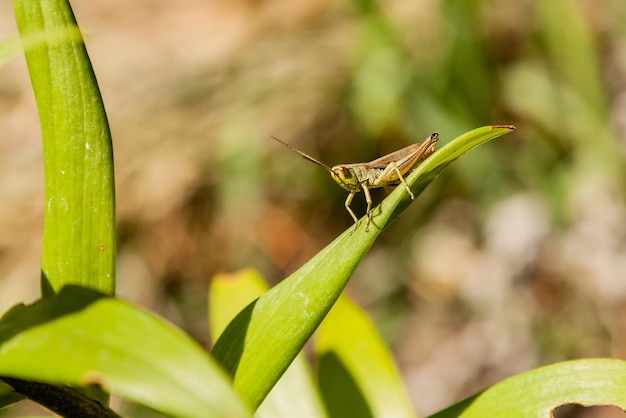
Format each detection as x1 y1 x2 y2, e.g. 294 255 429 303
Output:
271 132 439 232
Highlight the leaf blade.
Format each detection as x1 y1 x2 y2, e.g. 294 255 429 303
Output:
14 0 116 294
428 358 626 418
316 295 417 418
210 269 328 418
213 126 516 409
0 286 250 418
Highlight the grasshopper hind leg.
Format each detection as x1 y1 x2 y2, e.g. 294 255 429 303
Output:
390 161 415 200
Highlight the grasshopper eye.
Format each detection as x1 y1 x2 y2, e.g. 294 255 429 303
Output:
337 167 352 179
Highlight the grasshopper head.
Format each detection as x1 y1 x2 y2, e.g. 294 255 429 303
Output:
330 166 361 192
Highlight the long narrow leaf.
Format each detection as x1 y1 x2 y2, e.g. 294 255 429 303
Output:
428 358 626 418
210 269 327 418
14 0 116 294
213 125 516 409
317 295 416 418
0 286 250 418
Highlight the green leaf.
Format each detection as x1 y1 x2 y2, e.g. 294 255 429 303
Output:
210 269 327 418
316 295 416 418
212 125 516 409
428 358 626 418
14 0 116 294
209 269 271 341
0 286 250 418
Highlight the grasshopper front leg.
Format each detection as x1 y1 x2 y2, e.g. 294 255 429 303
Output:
345 191 359 233
346 186 373 233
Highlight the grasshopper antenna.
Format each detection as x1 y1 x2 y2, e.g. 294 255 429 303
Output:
269 134 333 172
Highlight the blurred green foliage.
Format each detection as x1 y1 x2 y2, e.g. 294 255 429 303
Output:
211 3 626 409
121 1 625 383
184 0 626 247
3 0 626 415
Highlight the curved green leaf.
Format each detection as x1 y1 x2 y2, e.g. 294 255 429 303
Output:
210 269 327 418
14 0 116 294
428 358 626 418
213 125 516 409
209 269 271 341
0 286 250 418
316 295 416 418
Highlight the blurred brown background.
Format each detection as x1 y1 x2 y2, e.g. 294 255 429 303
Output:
1 0 626 416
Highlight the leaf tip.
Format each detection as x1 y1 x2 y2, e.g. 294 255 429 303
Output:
491 124 517 131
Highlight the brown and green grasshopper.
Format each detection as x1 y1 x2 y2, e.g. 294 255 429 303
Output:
271 132 439 232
